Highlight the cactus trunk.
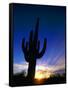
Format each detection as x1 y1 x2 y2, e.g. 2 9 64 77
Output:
27 59 36 79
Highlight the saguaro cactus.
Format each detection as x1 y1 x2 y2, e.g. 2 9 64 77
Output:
22 18 47 80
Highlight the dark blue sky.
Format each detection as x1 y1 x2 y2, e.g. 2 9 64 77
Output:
13 4 66 68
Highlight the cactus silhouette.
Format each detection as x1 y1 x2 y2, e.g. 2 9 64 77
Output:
22 18 47 80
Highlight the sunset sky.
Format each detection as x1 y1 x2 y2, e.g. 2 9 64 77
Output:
13 4 66 76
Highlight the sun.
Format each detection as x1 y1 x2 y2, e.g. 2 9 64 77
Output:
35 65 51 80
35 70 51 80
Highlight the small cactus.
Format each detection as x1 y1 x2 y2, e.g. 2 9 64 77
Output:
22 18 47 79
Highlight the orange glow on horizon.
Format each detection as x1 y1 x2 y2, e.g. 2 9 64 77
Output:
35 65 51 80
35 71 51 80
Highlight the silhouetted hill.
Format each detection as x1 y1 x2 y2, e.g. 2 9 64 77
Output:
11 72 66 86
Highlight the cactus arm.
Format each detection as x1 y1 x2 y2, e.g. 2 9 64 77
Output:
22 38 25 53
22 38 29 53
22 38 29 62
37 38 47 58
25 41 29 51
37 40 40 52
24 54 29 62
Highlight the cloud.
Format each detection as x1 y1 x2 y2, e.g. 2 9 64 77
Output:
13 58 65 76
36 60 65 75
13 63 28 75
